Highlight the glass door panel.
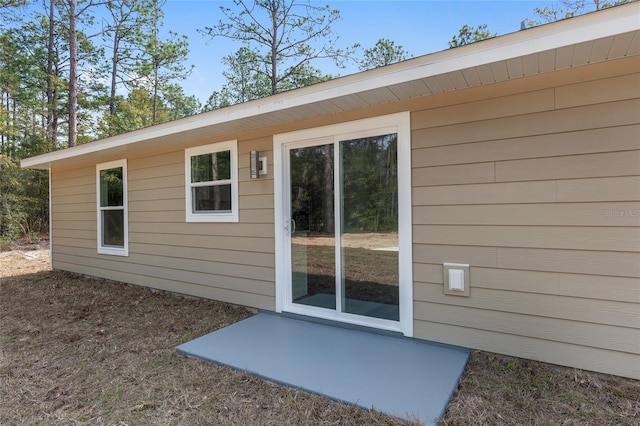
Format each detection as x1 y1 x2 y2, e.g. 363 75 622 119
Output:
290 144 336 310
287 134 400 322
339 134 399 321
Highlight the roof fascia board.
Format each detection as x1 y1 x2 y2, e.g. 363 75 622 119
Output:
295 3 639 98
21 2 639 170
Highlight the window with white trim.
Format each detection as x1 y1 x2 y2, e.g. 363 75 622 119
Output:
185 140 239 222
96 159 128 256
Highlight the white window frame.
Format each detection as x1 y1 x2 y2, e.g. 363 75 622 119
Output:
185 140 239 223
273 112 413 337
96 159 128 256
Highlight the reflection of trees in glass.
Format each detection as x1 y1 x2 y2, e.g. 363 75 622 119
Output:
190 151 231 182
290 144 334 234
103 210 124 246
290 135 398 235
341 134 397 233
190 151 232 212
99 166 125 247
100 168 123 207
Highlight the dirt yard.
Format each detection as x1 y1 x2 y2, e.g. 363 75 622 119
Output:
1 245 639 425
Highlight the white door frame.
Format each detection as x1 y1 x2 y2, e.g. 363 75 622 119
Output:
273 112 413 337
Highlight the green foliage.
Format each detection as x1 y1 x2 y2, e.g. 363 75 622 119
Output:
289 135 398 236
0 0 27 21
99 166 124 206
199 0 355 96
203 90 233 112
449 24 496 48
358 39 410 71
97 84 200 137
101 0 157 104
0 0 26 7
202 47 332 111
0 21 60 155
218 47 272 105
1 1 107 149
0 0 195 244
162 84 201 121
97 89 165 136
97 0 195 135
290 144 334 233
137 28 192 92
0 154 48 246
525 0 632 28
280 63 332 90
131 1 193 126
340 135 398 233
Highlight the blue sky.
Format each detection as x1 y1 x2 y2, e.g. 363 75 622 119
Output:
163 1 560 102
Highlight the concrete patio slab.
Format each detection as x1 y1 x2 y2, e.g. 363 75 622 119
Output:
177 312 469 425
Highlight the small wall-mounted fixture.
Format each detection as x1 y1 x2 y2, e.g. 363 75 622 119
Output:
250 151 268 179
443 263 470 297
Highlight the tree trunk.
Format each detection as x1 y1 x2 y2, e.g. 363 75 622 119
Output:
323 145 334 234
68 0 78 147
109 30 120 119
152 61 158 124
149 0 160 124
270 0 278 95
1 91 8 153
45 0 57 148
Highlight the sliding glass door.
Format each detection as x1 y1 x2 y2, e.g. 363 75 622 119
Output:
287 134 399 322
289 143 337 310
339 134 399 321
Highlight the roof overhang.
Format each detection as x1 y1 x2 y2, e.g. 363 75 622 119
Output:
22 2 640 170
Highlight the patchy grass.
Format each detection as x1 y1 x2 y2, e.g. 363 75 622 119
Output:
2 248 639 425
1 249 410 425
442 352 639 425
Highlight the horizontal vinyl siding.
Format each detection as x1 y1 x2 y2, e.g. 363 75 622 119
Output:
48 56 639 378
410 61 640 379
51 166 96 262
51 136 276 310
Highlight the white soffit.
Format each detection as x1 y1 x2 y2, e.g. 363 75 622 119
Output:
21 2 640 169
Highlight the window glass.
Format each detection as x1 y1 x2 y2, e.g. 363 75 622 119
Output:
96 160 128 255
190 151 231 183
99 167 123 207
185 141 238 222
193 185 232 212
340 134 399 321
102 210 125 246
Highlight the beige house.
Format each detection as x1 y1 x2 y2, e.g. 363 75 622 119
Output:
23 3 640 379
